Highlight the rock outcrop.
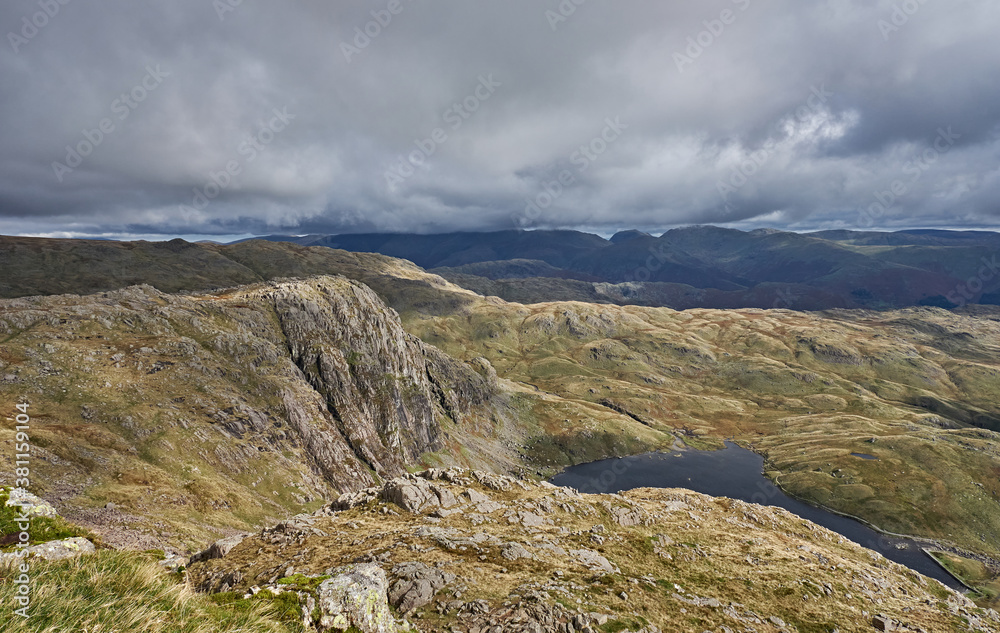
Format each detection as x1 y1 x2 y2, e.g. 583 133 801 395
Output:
188 469 1000 633
0 277 515 548
0 537 96 565
313 564 402 633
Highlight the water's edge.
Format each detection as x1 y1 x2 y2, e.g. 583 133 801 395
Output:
549 441 968 590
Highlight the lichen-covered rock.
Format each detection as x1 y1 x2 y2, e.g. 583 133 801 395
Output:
315 563 400 633
0 537 95 565
4 488 58 518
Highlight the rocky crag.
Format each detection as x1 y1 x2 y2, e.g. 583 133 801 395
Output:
0 276 517 550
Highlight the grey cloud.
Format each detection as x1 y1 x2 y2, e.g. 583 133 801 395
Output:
0 0 999 239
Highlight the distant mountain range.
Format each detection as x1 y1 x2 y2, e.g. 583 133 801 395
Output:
237 226 1000 310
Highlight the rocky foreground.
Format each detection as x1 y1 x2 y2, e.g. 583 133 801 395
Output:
187 469 999 633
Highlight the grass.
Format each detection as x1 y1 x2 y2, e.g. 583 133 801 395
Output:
0 489 95 552
0 550 295 633
184 473 985 633
927 550 1000 608
276 573 330 591
400 298 1000 561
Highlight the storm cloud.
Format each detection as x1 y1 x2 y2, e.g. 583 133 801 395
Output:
1 0 999 238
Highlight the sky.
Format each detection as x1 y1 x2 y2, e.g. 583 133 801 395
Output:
1 0 999 241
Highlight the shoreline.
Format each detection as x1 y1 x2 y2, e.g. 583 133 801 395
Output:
548 437 999 594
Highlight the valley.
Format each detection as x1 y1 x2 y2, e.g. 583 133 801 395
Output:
1 234 1000 629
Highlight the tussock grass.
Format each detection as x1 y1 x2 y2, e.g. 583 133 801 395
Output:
0 551 293 633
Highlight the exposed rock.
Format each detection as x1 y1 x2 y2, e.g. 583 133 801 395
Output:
388 561 456 613
315 563 400 632
611 505 646 527
871 614 897 631
570 548 618 574
190 533 248 564
5 488 58 518
0 537 95 565
500 542 534 561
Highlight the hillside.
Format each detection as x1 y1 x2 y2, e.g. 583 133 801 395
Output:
2 235 1000 612
185 468 999 632
243 227 1000 310
0 276 535 551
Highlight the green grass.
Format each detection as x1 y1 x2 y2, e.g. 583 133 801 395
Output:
276 573 330 591
927 550 1000 608
601 617 648 633
0 550 296 633
0 489 94 552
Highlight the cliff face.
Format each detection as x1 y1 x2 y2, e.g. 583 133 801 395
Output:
0 276 513 549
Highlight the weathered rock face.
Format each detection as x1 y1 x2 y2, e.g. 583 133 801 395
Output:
0 277 513 548
388 562 456 613
189 533 249 564
266 279 480 477
315 564 400 633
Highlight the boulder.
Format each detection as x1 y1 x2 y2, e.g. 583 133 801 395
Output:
570 548 618 574
389 561 456 613
0 537 95 565
316 563 400 632
5 488 58 518
189 533 248 564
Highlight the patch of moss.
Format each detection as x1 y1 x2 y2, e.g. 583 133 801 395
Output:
276 573 330 591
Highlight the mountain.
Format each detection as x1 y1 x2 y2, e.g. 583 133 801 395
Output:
0 276 524 550
3 234 1000 622
245 230 610 269
809 229 1000 247
239 226 1000 310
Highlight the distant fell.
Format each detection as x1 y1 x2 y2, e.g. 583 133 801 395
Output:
237 226 1000 310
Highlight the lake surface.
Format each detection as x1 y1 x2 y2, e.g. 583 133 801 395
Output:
550 441 960 588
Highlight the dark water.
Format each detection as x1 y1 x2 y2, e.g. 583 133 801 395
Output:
550 441 960 589
851 452 879 460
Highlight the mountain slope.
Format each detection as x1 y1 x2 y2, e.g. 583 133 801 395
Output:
231 227 1000 309
0 276 525 550
187 468 1000 632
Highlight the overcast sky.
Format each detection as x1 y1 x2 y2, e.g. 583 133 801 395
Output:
1 0 999 240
